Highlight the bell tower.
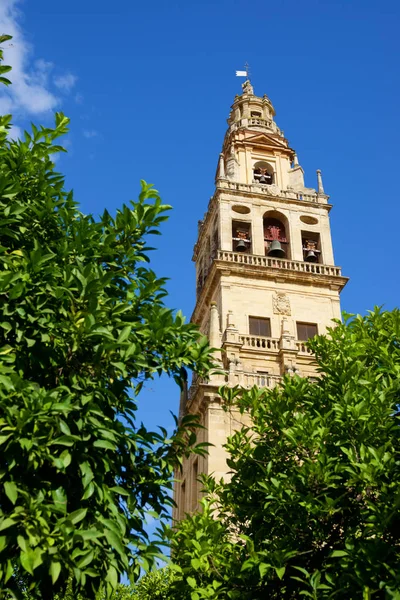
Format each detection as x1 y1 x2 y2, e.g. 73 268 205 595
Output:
175 80 348 519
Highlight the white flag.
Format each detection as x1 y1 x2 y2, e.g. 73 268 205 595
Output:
235 70 247 77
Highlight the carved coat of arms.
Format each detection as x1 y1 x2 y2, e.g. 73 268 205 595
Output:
273 293 291 315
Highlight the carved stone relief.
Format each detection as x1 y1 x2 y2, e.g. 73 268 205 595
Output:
273 292 291 316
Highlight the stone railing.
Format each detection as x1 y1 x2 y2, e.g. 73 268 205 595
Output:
186 370 283 401
217 180 320 204
241 372 282 389
248 117 273 128
281 189 320 203
217 250 342 277
296 341 314 355
231 117 283 136
240 335 280 351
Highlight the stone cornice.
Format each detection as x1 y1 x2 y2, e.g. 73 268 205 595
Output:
215 181 332 209
192 256 348 325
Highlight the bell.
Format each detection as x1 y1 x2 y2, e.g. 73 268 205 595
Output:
268 240 286 258
235 239 247 252
259 174 268 183
305 250 317 262
305 249 318 262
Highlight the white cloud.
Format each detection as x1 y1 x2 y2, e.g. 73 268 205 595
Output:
53 73 77 93
83 129 98 139
0 0 77 119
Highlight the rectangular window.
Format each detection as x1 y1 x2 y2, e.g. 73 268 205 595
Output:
257 371 270 387
251 111 262 117
296 322 318 341
249 317 271 337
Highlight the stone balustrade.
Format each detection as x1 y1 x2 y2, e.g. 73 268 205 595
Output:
241 372 282 389
240 335 280 351
217 250 342 277
296 341 314 355
230 117 283 136
248 117 273 128
187 371 282 401
217 180 320 204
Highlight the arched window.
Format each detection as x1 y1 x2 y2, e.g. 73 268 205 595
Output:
253 161 274 185
263 212 290 259
232 220 251 253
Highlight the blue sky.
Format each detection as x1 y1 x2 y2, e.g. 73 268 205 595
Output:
1 0 399 450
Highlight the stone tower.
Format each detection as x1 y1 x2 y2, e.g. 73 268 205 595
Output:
175 80 348 520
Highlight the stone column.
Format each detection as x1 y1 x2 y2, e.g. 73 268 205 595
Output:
316 169 324 194
209 302 221 353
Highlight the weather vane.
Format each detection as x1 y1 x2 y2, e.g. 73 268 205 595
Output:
235 62 251 81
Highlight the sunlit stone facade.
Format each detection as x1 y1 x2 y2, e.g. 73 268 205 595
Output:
174 80 348 520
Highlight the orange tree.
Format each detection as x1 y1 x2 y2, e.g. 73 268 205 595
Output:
0 36 212 600
167 308 400 599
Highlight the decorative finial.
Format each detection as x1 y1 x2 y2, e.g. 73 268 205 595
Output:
218 153 225 179
241 80 254 95
293 154 299 166
316 169 325 194
235 62 251 81
227 310 235 329
235 63 253 94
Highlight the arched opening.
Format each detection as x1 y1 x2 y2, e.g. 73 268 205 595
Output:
253 161 274 185
263 211 290 259
232 220 252 253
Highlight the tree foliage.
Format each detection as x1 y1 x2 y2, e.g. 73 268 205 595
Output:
168 309 400 599
0 37 212 599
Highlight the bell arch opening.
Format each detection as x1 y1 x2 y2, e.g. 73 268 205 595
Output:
253 161 274 185
263 211 290 259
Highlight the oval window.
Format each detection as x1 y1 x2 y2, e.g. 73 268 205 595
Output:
300 215 318 225
232 205 250 215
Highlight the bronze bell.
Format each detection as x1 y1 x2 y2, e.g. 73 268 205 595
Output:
305 249 318 262
268 240 286 258
236 239 247 252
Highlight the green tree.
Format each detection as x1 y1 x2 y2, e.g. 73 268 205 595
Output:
0 36 212 599
168 308 400 599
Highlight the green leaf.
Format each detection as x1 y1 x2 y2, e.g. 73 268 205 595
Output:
4 481 18 504
68 508 88 525
104 530 125 557
20 548 43 575
259 562 270 577
52 487 67 514
187 576 197 588
49 561 61 584
93 440 116 450
191 558 201 570
76 550 94 569
117 325 132 342
0 518 15 532
51 435 79 446
106 565 118 589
